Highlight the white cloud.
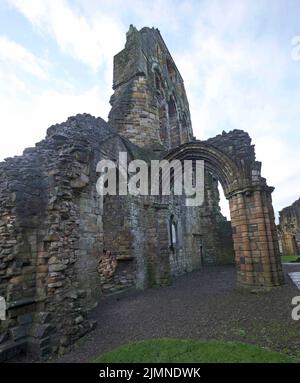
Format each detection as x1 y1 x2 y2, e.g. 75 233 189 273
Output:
0 35 48 79
255 135 300 219
8 0 124 72
1 0 123 160
0 72 111 160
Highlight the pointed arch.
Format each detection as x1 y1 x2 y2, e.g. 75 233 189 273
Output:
168 96 180 148
164 139 284 288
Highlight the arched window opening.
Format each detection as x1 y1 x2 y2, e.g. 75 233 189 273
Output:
171 222 177 245
168 96 180 147
181 113 189 143
292 235 300 255
154 69 164 94
166 58 176 82
169 215 178 251
158 103 169 147
156 45 163 64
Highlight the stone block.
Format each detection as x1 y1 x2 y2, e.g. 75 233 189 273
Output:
30 323 54 339
10 325 28 341
18 313 33 325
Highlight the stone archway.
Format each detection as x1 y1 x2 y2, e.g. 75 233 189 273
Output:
164 130 284 288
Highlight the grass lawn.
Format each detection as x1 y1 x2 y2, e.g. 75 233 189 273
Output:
93 339 295 363
281 255 300 263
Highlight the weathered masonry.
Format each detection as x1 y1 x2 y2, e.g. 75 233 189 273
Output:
166 137 284 287
278 198 300 256
0 26 283 361
109 25 193 149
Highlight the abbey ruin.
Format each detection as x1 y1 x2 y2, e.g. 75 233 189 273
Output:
278 198 300 257
0 26 284 360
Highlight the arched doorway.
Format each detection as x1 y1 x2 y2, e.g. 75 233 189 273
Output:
164 134 284 288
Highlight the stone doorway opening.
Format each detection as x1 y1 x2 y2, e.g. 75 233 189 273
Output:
164 134 284 288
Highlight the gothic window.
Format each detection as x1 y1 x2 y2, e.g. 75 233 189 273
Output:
158 103 169 147
170 215 178 249
154 69 164 94
166 58 176 82
171 222 177 245
181 113 189 143
168 96 181 147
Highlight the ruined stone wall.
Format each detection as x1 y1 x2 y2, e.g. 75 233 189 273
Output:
126 195 202 288
101 195 136 294
97 174 233 294
197 172 234 266
0 114 138 360
1 25 260 362
0 145 50 359
95 192 206 292
108 25 233 271
278 198 300 256
109 25 193 150
0 115 280 361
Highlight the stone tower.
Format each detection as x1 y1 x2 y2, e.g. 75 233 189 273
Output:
278 198 300 256
109 25 193 149
108 25 234 267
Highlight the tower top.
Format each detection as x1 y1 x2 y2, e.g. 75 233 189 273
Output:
109 26 193 149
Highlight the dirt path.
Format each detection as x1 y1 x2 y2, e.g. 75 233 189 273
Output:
47 264 300 362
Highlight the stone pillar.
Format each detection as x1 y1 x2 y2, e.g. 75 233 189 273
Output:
142 201 171 287
229 187 284 288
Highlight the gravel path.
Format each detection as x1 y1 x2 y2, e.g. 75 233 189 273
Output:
49 264 300 362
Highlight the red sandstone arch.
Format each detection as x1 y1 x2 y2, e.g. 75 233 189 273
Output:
164 133 284 288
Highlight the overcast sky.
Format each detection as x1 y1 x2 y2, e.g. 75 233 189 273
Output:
0 0 300 220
